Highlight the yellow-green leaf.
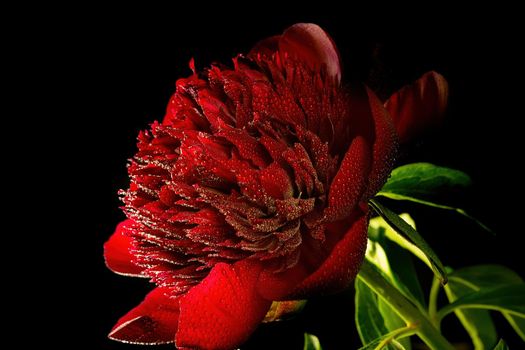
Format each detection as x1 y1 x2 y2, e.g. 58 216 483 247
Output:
304 333 323 350
262 300 306 323
492 339 509 350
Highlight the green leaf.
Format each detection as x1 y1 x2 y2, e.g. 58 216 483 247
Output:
492 339 509 350
369 199 448 284
355 278 394 349
378 299 412 350
365 238 424 312
355 275 413 350
377 163 490 232
448 265 525 342
358 326 416 350
369 215 426 309
449 265 523 289
445 274 498 349
359 260 457 350
303 333 323 350
380 162 471 199
438 284 525 321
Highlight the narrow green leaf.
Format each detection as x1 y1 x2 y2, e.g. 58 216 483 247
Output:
369 215 426 309
358 326 416 350
503 314 525 341
365 238 425 315
303 333 323 350
377 163 490 232
445 276 498 349
492 339 509 350
365 231 420 349
369 199 448 284
438 284 525 321
364 217 430 349
449 265 525 341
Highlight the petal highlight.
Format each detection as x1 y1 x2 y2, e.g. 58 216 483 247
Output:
109 287 179 345
325 135 371 222
366 87 398 197
279 23 342 83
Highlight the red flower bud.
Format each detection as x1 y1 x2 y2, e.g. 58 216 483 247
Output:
385 71 449 144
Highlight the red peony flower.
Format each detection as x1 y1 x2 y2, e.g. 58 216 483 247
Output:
104 23 447 349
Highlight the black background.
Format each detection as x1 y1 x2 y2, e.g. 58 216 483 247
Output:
58 8 525 350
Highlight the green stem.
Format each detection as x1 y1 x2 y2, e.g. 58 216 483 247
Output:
374 325 418 350
358 260 455 350
428 276 441 328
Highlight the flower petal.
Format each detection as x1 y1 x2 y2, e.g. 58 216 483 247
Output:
256 259 310 301
176 260 272 350
103 219 145 277
256 213 369 301
366 87 398 197
278 23 342 83
385 71 449 144
109 287 179 345
325 135 371 222
290 212 368 297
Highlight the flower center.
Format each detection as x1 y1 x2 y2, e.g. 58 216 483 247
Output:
121 57 347 294
123 115 338 293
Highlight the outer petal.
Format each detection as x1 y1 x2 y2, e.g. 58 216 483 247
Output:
109 287 179 345
103 219 145 277
385 71 449 144
366 87 398 197
256 212 368 301
290 212 369 297
279 23 341 83
176 260 272 350
325 135 371 222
